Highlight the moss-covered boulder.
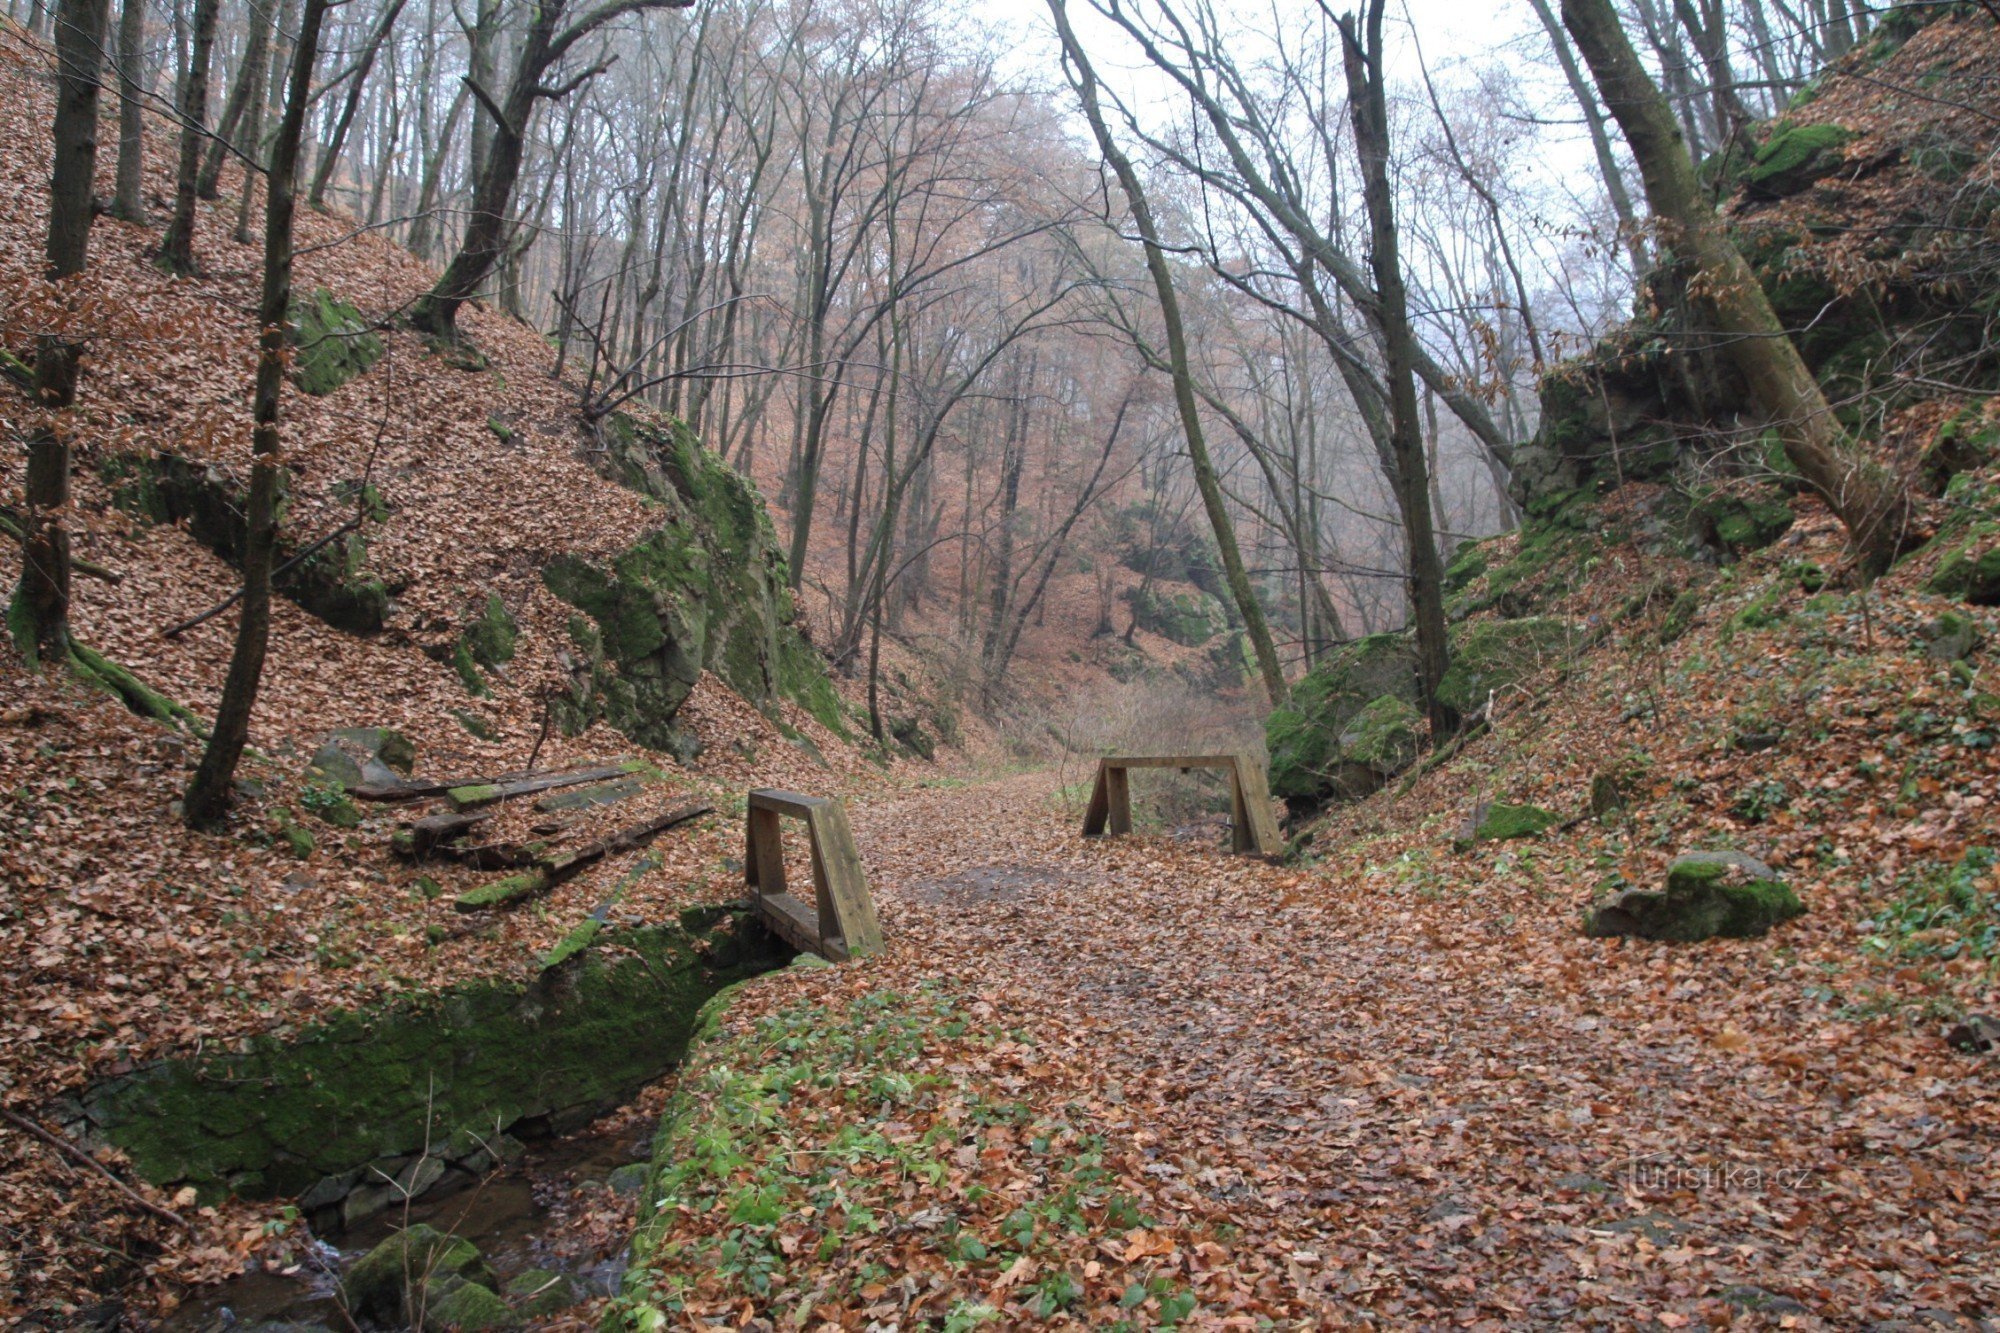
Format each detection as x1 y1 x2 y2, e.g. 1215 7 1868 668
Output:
1920 408 1997 495
306 726 416 791
1691 489 1795 560
104 453 393 633
1923 610 1980 662
546 414 840 751
1437 617 1573 716
289 289 385 397
1585 850 1804 942
1128 585 1226 646
1456 802 1558 848
427 592 517 696
1266 634 1418 807
506 1269 579 1318
428 1280 518 1330
1742 123 1854 200
1927 527 2000 605
342 1224 494 1326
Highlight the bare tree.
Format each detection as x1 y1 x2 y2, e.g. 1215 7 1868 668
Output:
160 0 220 274
10 0 113 667
185 0 334 826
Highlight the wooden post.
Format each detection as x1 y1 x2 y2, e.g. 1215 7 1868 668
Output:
1080 754 1281 858
744 789 881 961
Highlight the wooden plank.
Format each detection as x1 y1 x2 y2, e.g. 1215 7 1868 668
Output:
745 805 787 897
756 891 848 962
1081 765 1110 837
806 801 880 958
748 788 829 820
1105 765 1132 836
403 808 498 858
1231 758 1284 858
446 763 638 812
543 802 712 887
1099 755 1245 770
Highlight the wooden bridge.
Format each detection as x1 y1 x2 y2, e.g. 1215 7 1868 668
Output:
745 789 881 962
1081 754 1282 858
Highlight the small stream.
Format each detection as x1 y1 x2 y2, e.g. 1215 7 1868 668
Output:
162 1123 650 1331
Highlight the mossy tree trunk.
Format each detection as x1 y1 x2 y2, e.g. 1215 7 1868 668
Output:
185 0 331 827
1049 0 1289 708
1561 0 1916 574
11 0 112 667
1339 1 1457 737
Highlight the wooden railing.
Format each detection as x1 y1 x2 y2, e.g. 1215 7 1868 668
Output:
1080 754 1282 858
745 789 881 962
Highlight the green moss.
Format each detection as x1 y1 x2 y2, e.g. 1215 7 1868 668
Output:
1128 586 1225 646
450 638 490 697
428 1280 517 1330
1437 617 1573 716
270 808 315 859
83 917 786 1207
546 413 841 747
1743 123 1854 198
506 1269 578 1318
1694 490 1794 558
343 1224 493 1325
451 708 497 741
1265 633 1417 803
1441 540 1490 593
464 592 517 669
1342 694 1421 772
447 782 499 808
1468 802 1558 845
454 871 548 912
289 289 384 397
1658 589 1702 645
1926 524 2000 602
1589 852 1805 941
64 642 204 731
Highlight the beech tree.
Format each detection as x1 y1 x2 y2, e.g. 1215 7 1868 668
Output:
1048 0 1288 708
160 0 221 274
1560 0 1914 573
185 0 334 826
408 0 696 338
109 0 148 223
10 0 112 666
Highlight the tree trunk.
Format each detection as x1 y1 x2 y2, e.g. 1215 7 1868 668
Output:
1340 0 1456 737
1049 0 1288 708
159 0 219 274
308 0 412 211
184 0 330 827
1561 0 1914 573
197 0 274 200
10 0 112 668
110 0 148 222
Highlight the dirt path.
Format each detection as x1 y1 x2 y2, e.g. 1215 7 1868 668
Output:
827 771 1997 1327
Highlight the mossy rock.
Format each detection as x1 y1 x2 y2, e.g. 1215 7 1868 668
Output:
289 289 384 397
1928 527 2000 605
1265 634 1418 806
1340 694 1421 776
1658 589 1702 645
1691 490 1794 559
1919 407 1997 495
103 453 393 633
1437 617 1572 716
1743 123 1854 200
464 593 517 669
1923 610 1980 662
1585 850 1804 942
1128 585 1225 646
547 413 840 748
306 727 415 791
451 708 497 741
342 1224 493 1325
270 809 315 860
1457 802 1558 847
428 1280 518 1331
505 1269 579 1318
1441 540 1490 593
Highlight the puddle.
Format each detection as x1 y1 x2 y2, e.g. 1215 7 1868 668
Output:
163 1125 647 1331
903 863 1090 905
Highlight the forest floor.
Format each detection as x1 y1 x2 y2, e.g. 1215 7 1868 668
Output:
602 764 1998 1330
